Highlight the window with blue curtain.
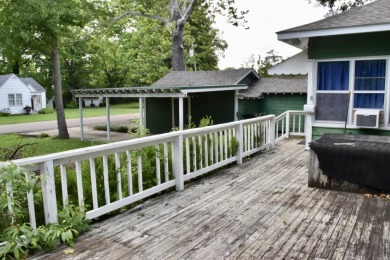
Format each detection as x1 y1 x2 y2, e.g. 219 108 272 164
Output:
316 61 350 121
354 59 386 109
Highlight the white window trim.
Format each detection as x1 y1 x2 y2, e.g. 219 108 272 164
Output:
8 93 23 107
313 56 390 129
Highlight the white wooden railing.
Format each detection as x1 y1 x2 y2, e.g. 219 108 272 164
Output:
2 115 276 228
275 110 308 143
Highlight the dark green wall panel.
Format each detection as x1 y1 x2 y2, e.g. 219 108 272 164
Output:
146 98 173 134
308 32 390 59
191 91 235 125
258 94 306 116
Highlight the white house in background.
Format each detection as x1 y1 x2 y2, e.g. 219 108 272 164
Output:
0 74 46 114
20 77 47 112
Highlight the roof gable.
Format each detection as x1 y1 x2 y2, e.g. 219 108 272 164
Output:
278 0 390 48
20 77 46 92
152 68 259 87
0 74 15 88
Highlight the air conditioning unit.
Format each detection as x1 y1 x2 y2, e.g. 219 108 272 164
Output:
354 109 380 128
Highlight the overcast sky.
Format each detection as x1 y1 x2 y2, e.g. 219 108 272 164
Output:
215 0 328 69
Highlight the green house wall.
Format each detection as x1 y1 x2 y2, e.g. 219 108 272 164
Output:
238 94 306 119
308 32 390 59
146 91 235 134
191 91 235 125
146 98 174 134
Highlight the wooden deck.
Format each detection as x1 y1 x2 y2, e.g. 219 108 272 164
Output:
31 138 390 260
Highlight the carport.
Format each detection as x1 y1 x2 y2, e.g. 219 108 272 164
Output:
71 84 247 142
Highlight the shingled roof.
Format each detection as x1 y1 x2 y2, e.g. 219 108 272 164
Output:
151 68 258 87
0 74 13 88
280 0 390 34
20 77 45 91
238 78 307 99
277 0 390 48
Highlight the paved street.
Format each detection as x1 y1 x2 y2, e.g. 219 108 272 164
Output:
0 114 140 142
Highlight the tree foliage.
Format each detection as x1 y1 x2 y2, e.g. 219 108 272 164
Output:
0 0 95 139
240 50 283 78
309 0 374 15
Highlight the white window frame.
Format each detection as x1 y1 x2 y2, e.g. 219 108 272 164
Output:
8 93 23 107
313 56 390 129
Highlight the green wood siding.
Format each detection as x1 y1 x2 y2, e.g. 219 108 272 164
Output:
145 98 173 134
238 94 306 118
191 91 235 125
308 32 390 59
238 99 260 119
312 127 390 140
258 94 306 116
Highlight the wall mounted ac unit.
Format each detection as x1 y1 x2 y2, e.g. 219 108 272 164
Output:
354 109 380 128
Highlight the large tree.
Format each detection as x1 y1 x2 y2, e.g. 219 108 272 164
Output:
0 0 94 139
92 0 247 71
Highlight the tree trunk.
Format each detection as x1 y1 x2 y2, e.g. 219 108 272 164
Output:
171 24 186 71
51 41 69 139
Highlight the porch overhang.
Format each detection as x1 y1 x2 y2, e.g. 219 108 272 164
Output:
71 84 247 98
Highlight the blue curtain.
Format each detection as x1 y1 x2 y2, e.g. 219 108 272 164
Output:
317 61 350 91
354 60 386 108
354 94 384 109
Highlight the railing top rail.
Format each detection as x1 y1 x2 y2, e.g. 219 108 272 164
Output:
2 115 276 168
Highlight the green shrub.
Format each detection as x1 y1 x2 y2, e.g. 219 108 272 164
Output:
66 101 78 109
111 125 129 133
39 108 54 114
0 163 90 259
93 124 129 133
0 108 11 117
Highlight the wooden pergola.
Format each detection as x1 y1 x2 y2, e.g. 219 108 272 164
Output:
71 84 247 142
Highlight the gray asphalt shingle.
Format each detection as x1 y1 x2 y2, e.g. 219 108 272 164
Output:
279 0 390 33
239 78 307 98
151 68 257 87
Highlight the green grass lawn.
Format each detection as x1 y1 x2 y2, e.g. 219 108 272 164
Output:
0 134 104 161
0 103 139 125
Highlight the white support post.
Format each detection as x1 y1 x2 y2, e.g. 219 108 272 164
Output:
106 98 111 142
179 97 184 131
79 97 84 141
40 160 58 224
171 98 175 128
305 60 316 150
270 116 276 149
139 97 144 134
173 134 184 191
286 111 290 138
235 123 243 165
188 95 192 123
234 90 239 121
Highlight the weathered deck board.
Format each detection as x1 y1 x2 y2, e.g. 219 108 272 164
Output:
30 138 390 260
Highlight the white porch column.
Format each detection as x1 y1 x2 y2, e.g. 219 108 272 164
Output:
188 95 192 124
139 97 144 134
234 90 239 121
171 98 175 128
106 98 111 142
179 97 184 131
79 97 84 141
305 60 316 150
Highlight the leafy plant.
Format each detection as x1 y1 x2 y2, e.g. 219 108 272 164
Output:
39 108 54 114
66 101 78 109
0 163 90 259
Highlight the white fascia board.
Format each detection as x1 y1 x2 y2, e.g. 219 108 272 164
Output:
74 93 186 98
278 24 390 41
181 86 248 94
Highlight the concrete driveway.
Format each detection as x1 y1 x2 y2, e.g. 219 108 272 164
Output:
0 114 140 142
